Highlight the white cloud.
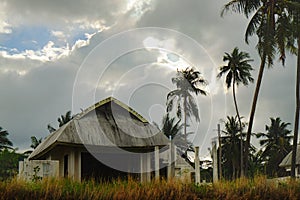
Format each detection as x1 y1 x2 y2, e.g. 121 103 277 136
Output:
0 30 98 68
0 51 25 59
0 0 295 157
0 0 155 68
51 30 66 41
0 21 12 34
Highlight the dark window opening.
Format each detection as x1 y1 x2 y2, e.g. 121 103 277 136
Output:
64 155 68 177
81 152 139 182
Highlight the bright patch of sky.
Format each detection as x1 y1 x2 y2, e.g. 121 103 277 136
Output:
0 21 12 34
126 0 153 17
0 0 151 63
67 29 96 47
0 26 51 52
143 36 191 71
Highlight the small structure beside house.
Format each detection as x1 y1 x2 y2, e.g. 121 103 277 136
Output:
19 97 194 182
279 144 300 177
19 160 59 181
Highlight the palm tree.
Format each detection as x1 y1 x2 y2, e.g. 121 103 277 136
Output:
221 116 246 179
0 127 13 150
167 67 207 149
256 117 292 177
221 0 291 175
217 47 254 125
47 124 56 133
30 136 42 149
161 113 183 140
217 47 254 176
58 110 72 127
158 113 191 155
47 110 73 133
23 136 43 155
281 1 300 178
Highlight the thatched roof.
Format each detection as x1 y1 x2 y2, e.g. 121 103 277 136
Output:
29 97 169 160
279 145 300 167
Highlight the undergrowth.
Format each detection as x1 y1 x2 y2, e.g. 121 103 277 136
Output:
1 176 300 200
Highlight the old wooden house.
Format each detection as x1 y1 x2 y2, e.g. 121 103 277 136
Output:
279 144 300 177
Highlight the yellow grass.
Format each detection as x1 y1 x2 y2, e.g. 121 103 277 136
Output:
1 176 300 200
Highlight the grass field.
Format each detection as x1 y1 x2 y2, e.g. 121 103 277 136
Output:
1 176 300 200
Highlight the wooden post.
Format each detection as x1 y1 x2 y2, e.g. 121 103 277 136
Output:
218 124 222 180
168 141 175 179
155 146 160 180
140 154 146 182
146 153 151 181
195 146 200 184
140 153 151 182
212 140 218 183
76 151 81 181
69 151 75 180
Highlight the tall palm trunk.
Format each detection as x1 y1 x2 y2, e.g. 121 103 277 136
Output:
232 77 244 177
244 53 267 176
291 38 300 178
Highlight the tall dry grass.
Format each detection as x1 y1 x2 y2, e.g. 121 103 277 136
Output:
0 177 198 200
211 175 300 200
1 175 300 200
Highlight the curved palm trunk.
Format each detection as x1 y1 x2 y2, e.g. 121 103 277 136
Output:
244 53 266 176
232 78 244 177
291 38 300 178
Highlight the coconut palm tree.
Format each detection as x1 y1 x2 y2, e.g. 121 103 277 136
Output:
217 47 254 176
217 48 254 125
256 117 292 177
0 127 13 150
159 113 192 154
23 136 43 155
161 113 183 140
281 1 300 178
221 116 246 179
221 0 292 175
58 110 72 127
167 67 207 149
30 136 42 149
47 110 73 133
47 124 56 133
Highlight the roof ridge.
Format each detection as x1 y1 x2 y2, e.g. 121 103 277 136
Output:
75 96 148 123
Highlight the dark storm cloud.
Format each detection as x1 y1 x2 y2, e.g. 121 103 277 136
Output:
0 0 297 155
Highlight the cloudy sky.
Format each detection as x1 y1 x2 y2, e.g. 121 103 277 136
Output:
0 0 296 156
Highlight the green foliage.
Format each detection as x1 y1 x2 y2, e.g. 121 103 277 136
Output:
47 110 73 133
31 166 42 182
24 136 43 156
256 117 292 177
220 116 246 180
221 0 299 176
217 47 254 89
159 113 193 154
30 136 42 149
161 113 183 140
167 67 207 122
167 67 207 149
0 149 25 181
58 110 72 128
0 127 13 150
0 178 199 200
1 176 300 199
